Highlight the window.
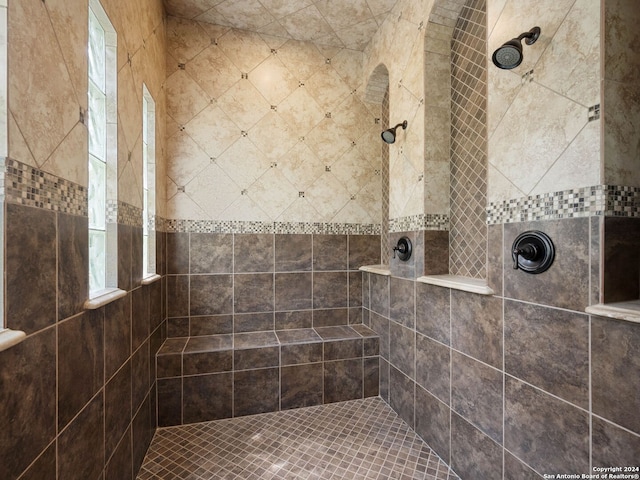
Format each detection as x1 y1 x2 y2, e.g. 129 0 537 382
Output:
142 85 157 280
87 0 121 305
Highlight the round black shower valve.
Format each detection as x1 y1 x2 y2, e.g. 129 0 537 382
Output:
393 236 412 262
511 230 555 274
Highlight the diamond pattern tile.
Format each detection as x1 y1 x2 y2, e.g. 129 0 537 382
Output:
136 398 460 480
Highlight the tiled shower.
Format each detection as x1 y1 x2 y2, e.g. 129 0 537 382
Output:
1 0 639 480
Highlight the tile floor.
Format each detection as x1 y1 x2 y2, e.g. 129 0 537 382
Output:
137 397 460 480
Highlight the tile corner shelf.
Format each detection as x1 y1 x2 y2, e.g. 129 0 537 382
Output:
417 274 495 295
359 265 391 276
585 300 640 324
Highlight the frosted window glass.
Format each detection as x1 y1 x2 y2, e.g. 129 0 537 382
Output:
88 10 105 91
88 155 106 230
88 81 106 161
89 229 106 294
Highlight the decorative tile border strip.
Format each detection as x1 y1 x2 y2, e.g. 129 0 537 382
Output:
165 219 381 235
118 202 143 228
3 158 87 216
487 185 640 225
389 213 450 232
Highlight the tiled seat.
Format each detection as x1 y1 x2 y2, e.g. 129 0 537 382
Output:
156 325 380 427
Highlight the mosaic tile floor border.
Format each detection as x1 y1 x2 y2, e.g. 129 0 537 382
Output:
137 397 460 480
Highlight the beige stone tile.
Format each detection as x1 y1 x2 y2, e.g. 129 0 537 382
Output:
249 111 298 159
118 155 143 209
487 68 522 138
215 0 276 31
186 104 240 159
487 0 507 35
366 0 397 17
401 39 426 101
535 0 600 107
356 126 383 163
306 172 352 220
305 118 352 164
197 22 231 42
167 191 211 220
333 94 375 141
403 178 424 218
316 0 373 31
332 198 374 224
389 153 419 218
41 122 88 187
166 115 181 138
424 52 450 109
167 16 211 63
258 31 291 49
305 66 352 112
276 196 322 223
118 63 142 152
278 140 325 190
248 167 298 220
186 46 242 100
8 0 78 165
531 120 601 195
259 0 313 19
424 22 454 55
487 164 526 204
423 159 450 214
280 5 334 42
334 19 380 51
249 55 299 105
216 137 271 190
331 49 364 92
277 40 326 81
194 7 233 28
185 162 241 218
216 80 270 130
217 194 271 221
489 82 586 195
217 28 272 73
164 0 216 19
167 130 212 186
165 69 211 125
424 105 450 163
8 112 37 168
278 87 325 135
331 147 376 195
357 175 383 215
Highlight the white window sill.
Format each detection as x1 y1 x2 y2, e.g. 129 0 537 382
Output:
0 328 27 352
417 274 495 296
141 274 161 285
359 265 391 276
84 288 127 310
586 300 640 324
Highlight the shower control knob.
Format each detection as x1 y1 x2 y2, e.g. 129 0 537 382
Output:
392 236 412 261
511 230 555 274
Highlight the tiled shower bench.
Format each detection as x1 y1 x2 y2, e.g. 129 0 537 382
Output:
156 325 380 426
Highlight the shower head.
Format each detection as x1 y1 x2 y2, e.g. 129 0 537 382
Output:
492 26 541 70
381 120 408 144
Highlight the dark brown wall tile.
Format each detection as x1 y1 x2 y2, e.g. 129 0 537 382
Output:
504 452 543 480
379 358 390 402
157 351 182 378
191 274 233 315
364 357 380 397
313 235 347 271
190 315 233 335
415 333 450 404
132 341 151 413
166 232 189 274
234 273 274 314
275 234 312 272
132 394 154 474
19 443 56 480
58 213 88 321
105 428 132 480
190 233 233 274
348 235 380 270
275 310 312 330
104 295 131 380
118 224 133 291
281 342 323 365
58 312 104 429
5 204 56 333
451 290 502 368
167 275 189 318
369 312 389 359
423 230 449 275
390 321 415 379
416 282 450 345
487 224 503 295
132 226 143 287
149 281 163 332
275 272 312 311
370 273 389 317
451 413 502 480
313 271 348 309
348 271 363 307
415 385 451 465
389 366 414 428
105 360 132 459
504 218 590 311
234 234 274 273
390 276 415 328
324 338 362 361
313 308 349 327
184 350 233 375
505 300 589 408
602 217 640 302
590 216 601 305
281 363 323 409
132 286 150 351
505 377 589 475
167 317 189 337
157 378 182 427
183 373 233 423
592 316 640 434
592 416 640 468
58 394 104 480
235 346 279 370
348 306 363 324
234 312 274 333
390 231 420 279
0 329 56 479
451 352 503 443
234 368 279 416
324 359 363 403
362 272 370 309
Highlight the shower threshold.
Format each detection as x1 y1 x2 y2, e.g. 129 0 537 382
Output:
136 397 459 479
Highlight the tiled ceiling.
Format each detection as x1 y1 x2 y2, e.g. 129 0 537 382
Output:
163 0 398 50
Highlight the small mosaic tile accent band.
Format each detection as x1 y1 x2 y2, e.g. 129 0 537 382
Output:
487 185 640 225
118 202 143 228
389 213 450 232
165 219 381 235
3 158 87 216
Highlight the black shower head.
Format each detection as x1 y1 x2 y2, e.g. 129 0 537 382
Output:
381 120 407 144
492 26 541 70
